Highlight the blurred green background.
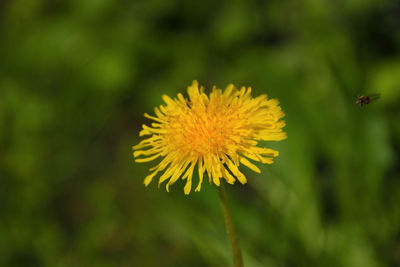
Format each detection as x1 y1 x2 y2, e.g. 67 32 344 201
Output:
1 0 400 266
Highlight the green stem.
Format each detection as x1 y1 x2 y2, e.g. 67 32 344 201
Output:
217 181 244 267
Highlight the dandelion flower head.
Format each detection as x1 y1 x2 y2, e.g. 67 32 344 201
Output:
133 81 287 194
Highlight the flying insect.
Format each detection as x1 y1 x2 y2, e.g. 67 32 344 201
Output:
355 94 380 107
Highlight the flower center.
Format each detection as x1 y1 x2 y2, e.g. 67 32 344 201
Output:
167 106 240 157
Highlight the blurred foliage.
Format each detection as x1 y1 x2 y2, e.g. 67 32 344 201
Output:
1 0 400 266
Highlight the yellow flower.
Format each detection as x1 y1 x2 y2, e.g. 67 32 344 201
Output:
133 81 287 194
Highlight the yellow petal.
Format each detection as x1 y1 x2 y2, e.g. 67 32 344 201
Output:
226 159 247 184
166 160 190 192
135 154 161 162
240 157 261 173
144 170 159 186
183 162 196 194
144 113 166 123
162 94 175 106
222 167 236 184
195 158 205 192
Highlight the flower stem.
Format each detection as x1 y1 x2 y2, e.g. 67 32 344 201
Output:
217 181 244 267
